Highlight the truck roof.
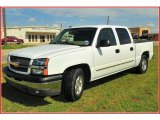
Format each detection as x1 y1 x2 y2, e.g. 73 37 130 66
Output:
71 25 127 29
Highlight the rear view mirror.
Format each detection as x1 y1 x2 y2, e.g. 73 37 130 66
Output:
96 39 110 48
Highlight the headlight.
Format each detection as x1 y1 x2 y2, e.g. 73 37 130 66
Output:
32 58 48 66
31 58 49 75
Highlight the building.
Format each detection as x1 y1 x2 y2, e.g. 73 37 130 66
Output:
129 27 151 36
1 26 61 44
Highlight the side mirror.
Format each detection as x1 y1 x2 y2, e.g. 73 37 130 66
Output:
96 39 110 48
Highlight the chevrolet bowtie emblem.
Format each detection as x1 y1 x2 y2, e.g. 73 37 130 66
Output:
10 61 19 68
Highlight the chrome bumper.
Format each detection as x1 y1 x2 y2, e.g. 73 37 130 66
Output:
3 69 62 96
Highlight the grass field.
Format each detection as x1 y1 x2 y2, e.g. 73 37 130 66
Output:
2 47 158 112
2 45 35 50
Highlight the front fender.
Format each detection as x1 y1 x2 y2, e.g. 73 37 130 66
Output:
47 47 94 76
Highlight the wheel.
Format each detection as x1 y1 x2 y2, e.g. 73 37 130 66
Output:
135 55 148 74
62 68 84 101
19 41 23 45
2 41 5 45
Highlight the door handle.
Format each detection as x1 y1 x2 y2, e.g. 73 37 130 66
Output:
130 47 134 51
115 49 120 53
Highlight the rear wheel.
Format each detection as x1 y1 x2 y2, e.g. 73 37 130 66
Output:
135 55 148 74
2 41 5 45
19 41 23 45
62 68 84 101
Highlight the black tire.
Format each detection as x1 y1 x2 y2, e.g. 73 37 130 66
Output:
135 55 148 74
62 68 84 101
2 41 5 45
19 41 23 45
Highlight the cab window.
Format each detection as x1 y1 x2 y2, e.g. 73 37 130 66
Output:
116 28 131 45
98 28 117 46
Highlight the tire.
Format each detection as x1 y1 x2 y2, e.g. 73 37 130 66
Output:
19 41 23 45
62 68 84 101
2 41 5 45
135 55 148 74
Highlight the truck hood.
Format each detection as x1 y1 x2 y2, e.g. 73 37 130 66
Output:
9 44 83 59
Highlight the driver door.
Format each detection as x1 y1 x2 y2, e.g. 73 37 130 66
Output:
93 28 122 80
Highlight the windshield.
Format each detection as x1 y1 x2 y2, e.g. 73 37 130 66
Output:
50 28 97 46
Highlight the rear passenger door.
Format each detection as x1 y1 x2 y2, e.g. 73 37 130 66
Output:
115 28 135 70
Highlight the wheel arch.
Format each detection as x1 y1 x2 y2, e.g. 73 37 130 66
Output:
142 51 149 59
63 63 91 83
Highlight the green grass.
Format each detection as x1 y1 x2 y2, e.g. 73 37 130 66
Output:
2 45 35 50
2 47 158 112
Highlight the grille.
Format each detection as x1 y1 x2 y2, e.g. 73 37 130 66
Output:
10 56 30 66
9 56 31 72
10 64 28 72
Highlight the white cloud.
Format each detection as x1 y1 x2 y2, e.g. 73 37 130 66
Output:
80 18 85 22
38 8 119 18
54 20 67 24
38 8 158 18
150 26 158 33
6 8 23 16
53 24 60 27
147 22 155 27
117 8 158 18
27 17 36 22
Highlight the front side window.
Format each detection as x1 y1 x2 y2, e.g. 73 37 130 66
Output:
98 28 117 46
50 28 97 46
116 28 131 45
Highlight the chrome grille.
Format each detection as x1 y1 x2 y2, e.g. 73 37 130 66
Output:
10 64 28 72
9 56 31 73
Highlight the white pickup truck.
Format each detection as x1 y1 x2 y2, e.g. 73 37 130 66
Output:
3 25 154 101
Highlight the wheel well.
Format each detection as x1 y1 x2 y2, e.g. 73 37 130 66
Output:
63 64 91 83
142 51 149 59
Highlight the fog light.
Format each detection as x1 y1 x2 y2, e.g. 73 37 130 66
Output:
35 91 39 94
31 69 43 75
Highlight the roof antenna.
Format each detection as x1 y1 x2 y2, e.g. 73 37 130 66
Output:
107 16 109 25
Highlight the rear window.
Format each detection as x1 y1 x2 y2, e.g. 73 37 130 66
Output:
116 28 131 45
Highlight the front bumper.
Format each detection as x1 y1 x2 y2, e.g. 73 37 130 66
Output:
3 67 62 96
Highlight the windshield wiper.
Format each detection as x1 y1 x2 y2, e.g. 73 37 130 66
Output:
50 41 80 46
61 42 80 46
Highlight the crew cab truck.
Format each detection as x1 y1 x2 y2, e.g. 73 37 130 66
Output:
3 25 154 101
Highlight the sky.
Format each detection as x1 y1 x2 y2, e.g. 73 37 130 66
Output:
5 8 159 33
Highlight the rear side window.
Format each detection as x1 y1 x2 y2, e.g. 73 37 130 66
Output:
98 28 117 46
116 28 131 45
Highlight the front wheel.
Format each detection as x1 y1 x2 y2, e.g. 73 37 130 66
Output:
62 68 84 101
135 55 148 74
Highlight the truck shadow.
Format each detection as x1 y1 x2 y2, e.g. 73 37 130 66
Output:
2 83 51 107
85 69 136 90
52 69 136 102
2 69 137 105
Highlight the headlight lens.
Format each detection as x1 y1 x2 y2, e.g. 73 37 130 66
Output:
32 58 47 66
31 58 49 75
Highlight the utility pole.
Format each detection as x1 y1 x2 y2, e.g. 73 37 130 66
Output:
60 24 63 31
2 8 7 46
107 16 110 25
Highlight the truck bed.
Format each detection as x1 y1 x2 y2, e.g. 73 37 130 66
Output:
134 39 152 43
134 39 154 67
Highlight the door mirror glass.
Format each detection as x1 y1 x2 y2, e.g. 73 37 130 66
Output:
97 39 110 48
